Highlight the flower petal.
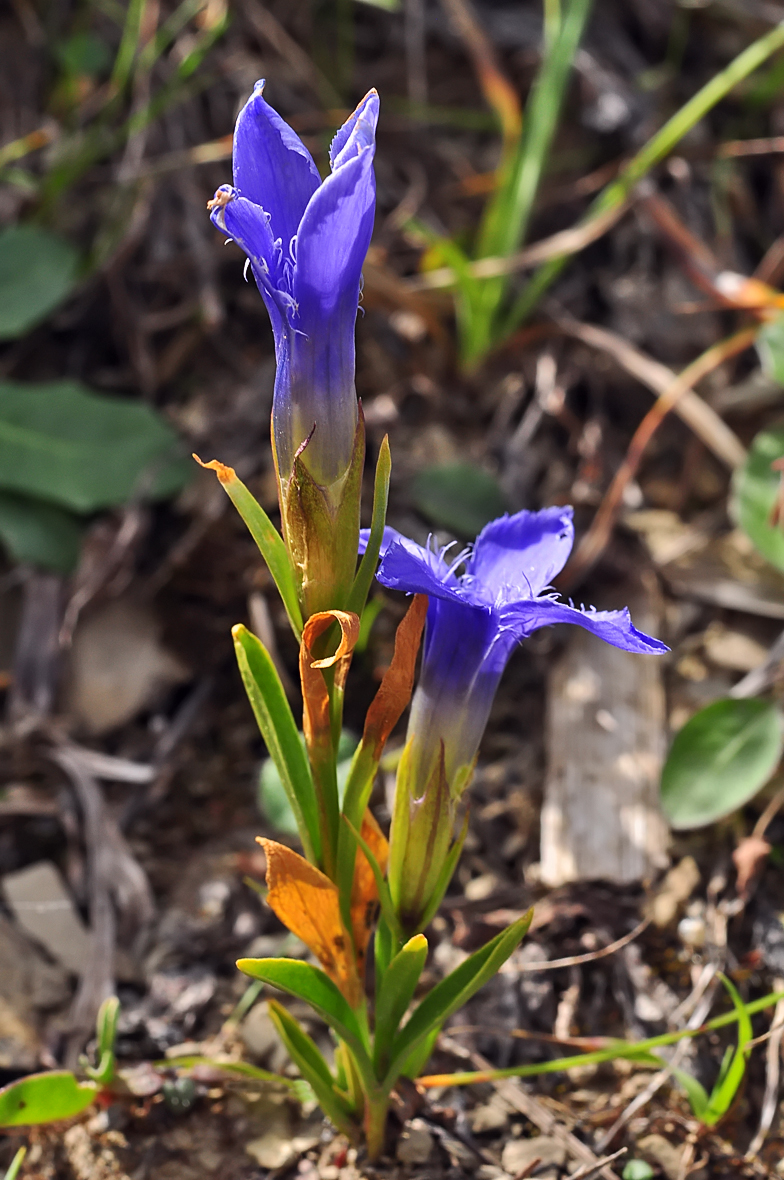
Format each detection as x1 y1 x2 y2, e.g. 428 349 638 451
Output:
294 141 376 327
468 506 574 603
358 525 400 556
233 80 320 251
375 536 464 603
500 598 670 654
213 189 287 340
330 89 380 171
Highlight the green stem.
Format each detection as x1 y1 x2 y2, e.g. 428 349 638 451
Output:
501 17 784 337
417 990 784 1086
364 1089 391 1162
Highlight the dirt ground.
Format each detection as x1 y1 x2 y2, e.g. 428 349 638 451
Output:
4 0 784 1176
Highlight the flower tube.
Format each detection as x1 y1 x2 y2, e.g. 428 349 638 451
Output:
209 82 378 489
363 506 668 933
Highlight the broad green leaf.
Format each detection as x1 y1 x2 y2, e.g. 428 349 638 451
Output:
0 227 79 339
732 423 784 571
661 698 783 830
0 1071 96 1126
757 313 784 385
411 463 507 538
0 490 82 571
235 958 373 1085
373 935 428 1076
384 911 532 1088
0 380 189 512
266 1000 357 1136
622 1163 654 1180
3 1146 26 1180
234 626 321 864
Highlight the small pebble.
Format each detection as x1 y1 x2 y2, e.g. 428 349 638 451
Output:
396 1119 434 1165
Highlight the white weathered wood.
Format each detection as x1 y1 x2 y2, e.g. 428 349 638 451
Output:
540 581 669 886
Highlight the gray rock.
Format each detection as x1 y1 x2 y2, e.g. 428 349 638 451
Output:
501 1135 567 1178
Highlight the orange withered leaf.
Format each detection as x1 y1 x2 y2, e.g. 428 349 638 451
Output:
192 454 236 485
350 811 389 975
258 837 362 1006
300 610 360 751
362 594 427 760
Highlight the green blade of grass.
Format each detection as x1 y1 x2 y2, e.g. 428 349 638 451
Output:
502 18 784 338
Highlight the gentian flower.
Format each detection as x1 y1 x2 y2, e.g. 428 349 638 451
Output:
209 82 379 490
362 505 668 932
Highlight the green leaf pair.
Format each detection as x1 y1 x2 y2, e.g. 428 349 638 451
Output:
668 975 752 1125
237 910 533 1136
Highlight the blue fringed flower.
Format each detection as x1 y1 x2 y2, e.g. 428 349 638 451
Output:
209 83 379 487
365 505 668 791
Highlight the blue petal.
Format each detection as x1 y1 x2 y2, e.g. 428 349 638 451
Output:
330 89 380 171
358 525 400 556
213 189 288 341
468 506 574 604
375 536 464 603
294 142 376 326
232 81 320 253
499 598 669 654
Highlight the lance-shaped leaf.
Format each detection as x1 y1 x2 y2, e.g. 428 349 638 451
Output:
0 1071 96 1126
382 912 533 1090
236 957 374 1086
258 838 363 1007
196 458 303 637
701 974 752 1125
373 934 428 1077
233 625 321 864
266 999 358 1138
347 434 391 617
300 609 360 876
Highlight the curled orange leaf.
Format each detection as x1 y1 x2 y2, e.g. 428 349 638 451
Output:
192 454 236 484
300 609 360 751
258 837 362 1006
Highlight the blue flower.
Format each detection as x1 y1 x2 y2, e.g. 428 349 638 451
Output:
363 506 668 791
209 83 379 487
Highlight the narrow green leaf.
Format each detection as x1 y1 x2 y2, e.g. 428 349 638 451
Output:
233 626 321 864
418 812 469 932
373 935 428 1077
661 698 783 830
702 974 752 1125
266 1000 357 1137
411 464 507 538
0 379 189 512
383 912 532 1088
347 435 391 618
669 1066 710 1121
0 1072 96 1126
3 1147 26 1180
0 226 79 340
505 19 784 335
756 312 784 385
235 958 373 1085
157 1054 297 1091
0 490 83 571
214 472 302 638
340 815 401 947
732 423 784 571
400 1023 441 1080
